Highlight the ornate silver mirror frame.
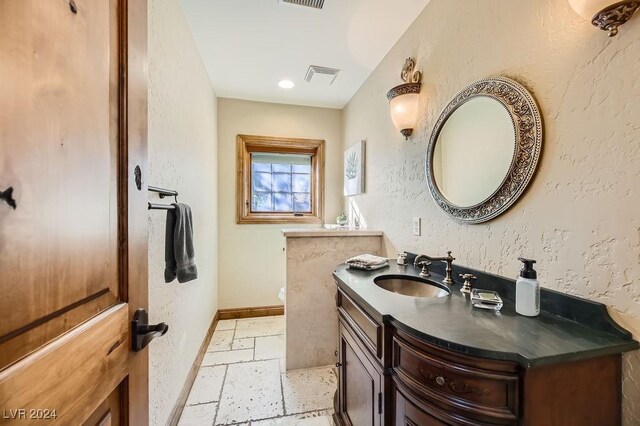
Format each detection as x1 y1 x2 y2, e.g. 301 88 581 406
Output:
426 76 543 224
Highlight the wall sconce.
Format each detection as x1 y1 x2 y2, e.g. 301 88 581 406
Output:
387 58 422 140
569 0 639 36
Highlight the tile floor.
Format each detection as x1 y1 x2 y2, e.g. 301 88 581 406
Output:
179 316 337 426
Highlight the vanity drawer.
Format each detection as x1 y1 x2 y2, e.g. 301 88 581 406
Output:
392 335 519 424
337 288 382 358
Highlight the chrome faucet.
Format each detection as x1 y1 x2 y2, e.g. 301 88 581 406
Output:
413 251 455 284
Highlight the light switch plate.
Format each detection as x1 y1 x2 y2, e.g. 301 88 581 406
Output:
412 217 421 236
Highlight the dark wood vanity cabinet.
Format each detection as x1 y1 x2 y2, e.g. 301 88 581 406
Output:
335 289 384 425
336 321 383 426
334 288 623 426
391 330 520 425
394 386 450 426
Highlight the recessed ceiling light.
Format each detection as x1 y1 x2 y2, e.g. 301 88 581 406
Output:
278 80 295 89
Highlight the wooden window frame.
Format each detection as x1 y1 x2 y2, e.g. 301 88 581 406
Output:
237 134 325 224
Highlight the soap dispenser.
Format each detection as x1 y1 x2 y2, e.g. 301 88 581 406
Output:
516 258 540 317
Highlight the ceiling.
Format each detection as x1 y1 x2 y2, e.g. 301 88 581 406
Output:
181 0 430 109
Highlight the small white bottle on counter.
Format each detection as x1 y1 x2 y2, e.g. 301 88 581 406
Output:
516 257 540 317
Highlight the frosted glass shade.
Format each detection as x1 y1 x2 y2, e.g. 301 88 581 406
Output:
568 0 616 18
390 93 419 134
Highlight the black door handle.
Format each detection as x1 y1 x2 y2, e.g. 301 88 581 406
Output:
131 308 168 351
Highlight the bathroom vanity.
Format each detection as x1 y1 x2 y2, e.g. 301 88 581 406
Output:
332 261 638 426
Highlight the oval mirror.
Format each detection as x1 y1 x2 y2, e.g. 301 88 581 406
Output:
426 77 542 223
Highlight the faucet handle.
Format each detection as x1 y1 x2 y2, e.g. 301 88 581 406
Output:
459 274 477 294
417 261 431 278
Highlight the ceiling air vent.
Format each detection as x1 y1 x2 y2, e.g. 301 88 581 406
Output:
279 0 325 10
305 65 341 85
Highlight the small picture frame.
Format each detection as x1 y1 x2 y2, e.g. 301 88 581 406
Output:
344 140 365 196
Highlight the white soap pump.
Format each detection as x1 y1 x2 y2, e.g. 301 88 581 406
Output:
516 257 540 317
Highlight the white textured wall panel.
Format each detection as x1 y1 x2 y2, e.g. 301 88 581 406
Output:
148 0 219 424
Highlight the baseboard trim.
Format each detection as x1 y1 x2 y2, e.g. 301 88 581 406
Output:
218 305 284 320
168 311 219 426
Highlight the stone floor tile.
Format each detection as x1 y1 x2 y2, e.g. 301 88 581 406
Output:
231 338 254 350
208 330 235 352
234 316 285 339
254 335 285 360
202 349 253 366
186 366 226 405
282 367 337 414
178 402 217 426
215 360 283 424
215 319 237 331
251 410 334 425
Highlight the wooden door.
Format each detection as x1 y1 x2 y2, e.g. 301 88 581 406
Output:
0 0 149 424
336 322 382 426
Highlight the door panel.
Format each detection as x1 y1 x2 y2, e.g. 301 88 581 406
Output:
0 305 128 424
0 0 149 424
83 387 122 426
0 0 120 368
344 340 375 426
337 322 381 426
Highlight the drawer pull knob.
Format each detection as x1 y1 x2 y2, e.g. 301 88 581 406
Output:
436 376 446 386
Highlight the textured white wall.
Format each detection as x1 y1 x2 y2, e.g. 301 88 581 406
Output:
217 98 343 309
148 1 219 424
342 0 640 422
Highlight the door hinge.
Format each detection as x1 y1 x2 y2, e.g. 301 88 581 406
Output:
378 392 382 414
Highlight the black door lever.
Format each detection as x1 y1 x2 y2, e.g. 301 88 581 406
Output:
131 308 168 352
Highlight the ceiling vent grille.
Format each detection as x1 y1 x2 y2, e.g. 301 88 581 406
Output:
280 0 325 10
305 65 341 85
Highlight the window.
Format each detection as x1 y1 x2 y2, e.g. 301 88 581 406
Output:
251 153 312 213
237 134 325 224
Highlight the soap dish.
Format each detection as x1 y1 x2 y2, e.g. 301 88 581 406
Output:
470 289 503 312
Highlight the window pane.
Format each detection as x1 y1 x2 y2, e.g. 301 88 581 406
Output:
273 173 292 192
273 193 293 211
249 151 314 214
272 164 291 173
252 171 272 192
292 174 310 192
252 162 271 172
252 193 272 211
292 164 311 173
293 193 311 212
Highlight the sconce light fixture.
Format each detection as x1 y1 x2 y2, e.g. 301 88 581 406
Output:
387 58 422 140
569 0 639 36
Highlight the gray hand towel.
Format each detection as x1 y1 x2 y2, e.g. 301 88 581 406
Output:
164 203 198 283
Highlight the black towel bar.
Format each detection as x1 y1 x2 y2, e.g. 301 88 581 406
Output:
148 202 176 210
148 185 178 198
148 185 178 210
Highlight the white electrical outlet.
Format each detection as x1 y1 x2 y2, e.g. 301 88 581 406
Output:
412 217 421 236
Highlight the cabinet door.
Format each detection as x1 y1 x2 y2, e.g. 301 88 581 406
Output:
337 322 382 426
395 388 449 426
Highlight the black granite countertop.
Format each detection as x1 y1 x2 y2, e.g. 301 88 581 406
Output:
333 263 639 368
